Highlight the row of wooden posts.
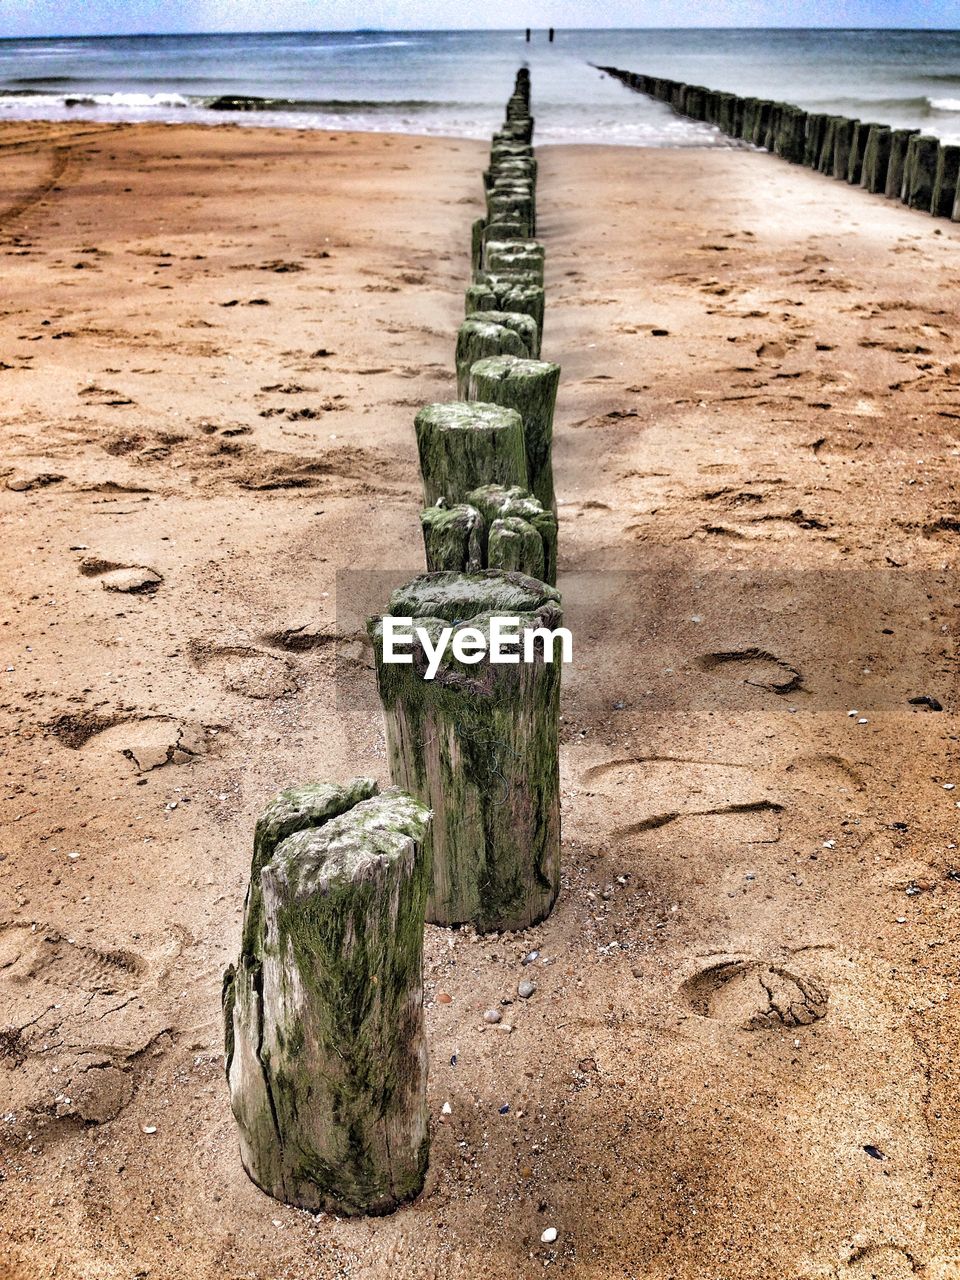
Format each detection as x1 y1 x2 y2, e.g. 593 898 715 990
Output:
599 64 960 219
222 68 564 1217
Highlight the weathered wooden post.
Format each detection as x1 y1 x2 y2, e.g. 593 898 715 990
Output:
901 134 940 210
818 117 842 173
468 353 559 512
420 502 483 573
846 120 878 184
455 316 532 396
803 113 828 167
414 401 528 505
483 239 545 284
932 143 960 217
468 482 558 583
223 780 433 1214
420 485 557 584
832 118 858 180
471 216 486 274
885 127 920 198
368 570 562 932
860 124 892 193
469 275 545 351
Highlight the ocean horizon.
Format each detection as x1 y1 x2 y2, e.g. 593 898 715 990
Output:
3 27 960 145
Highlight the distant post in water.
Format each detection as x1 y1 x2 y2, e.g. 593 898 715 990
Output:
223 780 433 1215
369 571 563 933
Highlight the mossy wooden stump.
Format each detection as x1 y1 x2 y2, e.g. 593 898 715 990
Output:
414 401 528 506
455 317 532 397
468 274 545 350
368 571 562 933
468 354 559 513
483 240 545 284
420 483 557 584
223 780 432 1215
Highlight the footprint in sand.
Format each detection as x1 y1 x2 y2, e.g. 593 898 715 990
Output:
188 640 297 699
695 648 803 695
0 922 172 1128
47 709 225 772
261 623 336 652
681 956 828 1030
837 1244 922 1278
79 556 162 594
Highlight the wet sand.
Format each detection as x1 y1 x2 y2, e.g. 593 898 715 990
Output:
2 121 960 1279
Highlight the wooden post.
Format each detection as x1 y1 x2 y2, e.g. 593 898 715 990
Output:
468 482 557 584
223 781 432 1215
901 133 940 209
455 316 532 396
471 216 486 274
860 124 892 193
420 502 484 573
414 401 528 506
420 484 556 584
468 353 559 513
368 570 562 933
803 113 828 167
832 118 858 180
932 143 960 217
885 128 920 198
817 117 839 173
472 274 545 349
846 120 876 183
483 239 545 284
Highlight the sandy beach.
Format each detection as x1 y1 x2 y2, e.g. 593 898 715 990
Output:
2 118 960 1279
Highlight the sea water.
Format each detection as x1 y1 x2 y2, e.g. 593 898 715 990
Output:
2 28 960 146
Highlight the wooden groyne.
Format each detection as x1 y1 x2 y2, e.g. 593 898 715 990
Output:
598 65 960 222
225 66 563 1215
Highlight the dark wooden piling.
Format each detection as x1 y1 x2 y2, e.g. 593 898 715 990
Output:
846 121 878 184
803 113 828 167
832 118 859 180
886 128 921 199
931 143 960 217
860 124 892 193
901 134 940 209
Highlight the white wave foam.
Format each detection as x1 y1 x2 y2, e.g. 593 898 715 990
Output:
929 97 960 111
82 91 191 108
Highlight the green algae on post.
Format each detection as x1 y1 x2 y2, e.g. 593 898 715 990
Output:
415 401 528 506
454 317 530 397
468 354 560 513
223 782 432 1215
420 484 557 584
368 570 562 933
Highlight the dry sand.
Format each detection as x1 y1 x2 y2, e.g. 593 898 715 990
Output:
1 120 960 1280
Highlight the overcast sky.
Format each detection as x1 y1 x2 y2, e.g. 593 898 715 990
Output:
2 0 959 38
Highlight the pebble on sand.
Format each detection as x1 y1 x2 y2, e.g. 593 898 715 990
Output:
518 979 536 998
483 1008 502 1024
541 1227 558 1244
